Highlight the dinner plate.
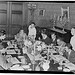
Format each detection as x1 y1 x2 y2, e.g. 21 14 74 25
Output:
10 64 24 70
63 68 70 72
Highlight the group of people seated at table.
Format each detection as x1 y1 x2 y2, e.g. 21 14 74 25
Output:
14 22 75 71
0 22 75 71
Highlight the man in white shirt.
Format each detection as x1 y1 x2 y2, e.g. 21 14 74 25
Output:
28 22 36 41
70 27 75 51
15 30 27 41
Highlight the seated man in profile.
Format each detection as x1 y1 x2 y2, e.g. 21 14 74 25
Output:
56 37 66 55
57 37 66 47
64 44 75 64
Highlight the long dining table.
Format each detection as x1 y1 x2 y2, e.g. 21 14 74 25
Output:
1 40 75 73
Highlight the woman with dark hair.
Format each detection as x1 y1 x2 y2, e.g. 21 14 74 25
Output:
0 30 6 41
14 29 27 55
41 31 51 45
0 30 7 50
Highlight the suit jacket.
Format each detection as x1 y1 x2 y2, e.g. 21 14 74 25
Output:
41 36 52 45
69 50 75 64
63 50 75 64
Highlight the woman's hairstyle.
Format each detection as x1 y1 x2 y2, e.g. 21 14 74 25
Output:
30 22 36 25
0 30 6 35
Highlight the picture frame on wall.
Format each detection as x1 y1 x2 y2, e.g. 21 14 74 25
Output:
39 8 45 16
61 7 69 21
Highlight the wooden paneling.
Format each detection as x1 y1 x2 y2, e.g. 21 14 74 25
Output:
8 26 21 38
0 2 7 10
12 14 22 25
0 13 7 25
12 10 22 14
11 2 22 25
12 2 23 5
0 2 7 25
22 2 28 26
9 27 21 38
0 2 8 38
12 3 22 11
11 27 21 35
9 2 23 38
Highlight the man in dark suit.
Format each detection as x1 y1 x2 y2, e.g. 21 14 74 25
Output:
63 44 75 64
41 31 52 45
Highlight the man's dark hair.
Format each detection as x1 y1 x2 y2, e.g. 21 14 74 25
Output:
41 29 46 35
2 42 8 48
51 32 56 36
57 36 63 41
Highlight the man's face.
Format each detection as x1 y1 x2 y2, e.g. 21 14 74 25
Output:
66 47 71 53
51 34 56 40
57 39 61 45
20 30 24 34
71 28 75 35
31 24 34 28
